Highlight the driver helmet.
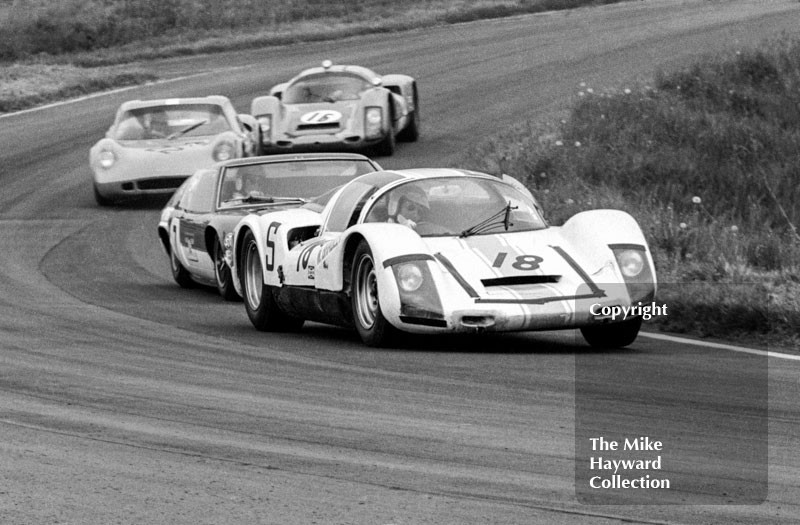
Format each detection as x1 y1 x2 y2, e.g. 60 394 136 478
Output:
146 109 169 128
232 170 262 195
387 184 429 218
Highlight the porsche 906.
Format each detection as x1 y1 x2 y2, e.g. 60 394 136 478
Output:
157 153 381 299
230 168 657 348
91 96 261 205
252 60 419 157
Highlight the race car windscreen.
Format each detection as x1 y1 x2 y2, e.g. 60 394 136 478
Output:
217 159 376 207
364 177 547 237
113 104 232 140
282 73 373 104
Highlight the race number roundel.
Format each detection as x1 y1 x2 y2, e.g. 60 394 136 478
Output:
300 110 342 124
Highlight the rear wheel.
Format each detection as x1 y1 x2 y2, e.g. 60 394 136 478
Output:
351 240 398 347
213 235 239 301
581 317 642 348
170 247 194 288
241 230 303 332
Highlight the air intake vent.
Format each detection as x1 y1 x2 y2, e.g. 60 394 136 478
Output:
136 177 187 190
481 275 560 287
297 123 340 131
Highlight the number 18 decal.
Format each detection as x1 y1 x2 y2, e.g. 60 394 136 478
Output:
492 252 543 271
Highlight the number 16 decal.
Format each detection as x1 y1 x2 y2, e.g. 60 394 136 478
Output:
266 222 281 271
492 252 543 271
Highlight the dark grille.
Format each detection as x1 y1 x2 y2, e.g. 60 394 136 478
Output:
136 177 188 190
297 123 340 131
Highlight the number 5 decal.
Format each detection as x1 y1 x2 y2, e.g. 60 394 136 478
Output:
266 222 281 271
492 252 543 271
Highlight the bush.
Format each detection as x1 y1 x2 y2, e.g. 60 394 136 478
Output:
463 36 800 345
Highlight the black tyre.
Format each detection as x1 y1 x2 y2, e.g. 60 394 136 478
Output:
170 246 194 288
213 235 240 301
93 184 113 206
399 110 419 143
580 317 642 348
374 127 395 157
253 129 264 156
351 240 398 347
241 230 303 332
397 85 420 142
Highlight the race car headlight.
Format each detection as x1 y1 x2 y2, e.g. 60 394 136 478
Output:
616 249 644 278
257 116 271 142
610 244 655 303
213 141 236 162
365 107 383 139
98 149 116 169
397 263 424 292
389 259 444 322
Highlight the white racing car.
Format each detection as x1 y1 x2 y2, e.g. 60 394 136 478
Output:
90 96 260 205
252 60 419 156
229 168 657 347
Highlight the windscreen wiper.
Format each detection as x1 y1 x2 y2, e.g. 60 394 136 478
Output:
167 119 208 140
460 201 517 238
229 195 308 205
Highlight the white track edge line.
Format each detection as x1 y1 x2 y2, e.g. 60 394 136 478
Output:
0 71 213 120
640 331 800 361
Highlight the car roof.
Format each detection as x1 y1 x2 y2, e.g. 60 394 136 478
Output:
292 64 381 84
372 167 498 182
117 96 232 111
354 168 507 202
213 152 380 169
339 168 504 205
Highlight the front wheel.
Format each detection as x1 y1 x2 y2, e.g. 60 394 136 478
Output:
398 108 419 142
351 240 398 347
580 317 642 348
241 230 303 332
93 184 113 206
373 127 395 157
397 85 420 142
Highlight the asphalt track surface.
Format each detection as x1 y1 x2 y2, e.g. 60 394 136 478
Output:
1 0 799 523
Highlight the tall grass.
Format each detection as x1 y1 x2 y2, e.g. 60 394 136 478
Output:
0 0 627 62
0 63 156 113
464 35 800 346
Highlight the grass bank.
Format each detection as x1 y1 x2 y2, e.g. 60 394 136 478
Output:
1 0 627 64
0 0 628 114
0 63 155 113
464 35 800 349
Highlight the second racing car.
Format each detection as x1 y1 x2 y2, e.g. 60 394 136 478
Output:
157 153 381 299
